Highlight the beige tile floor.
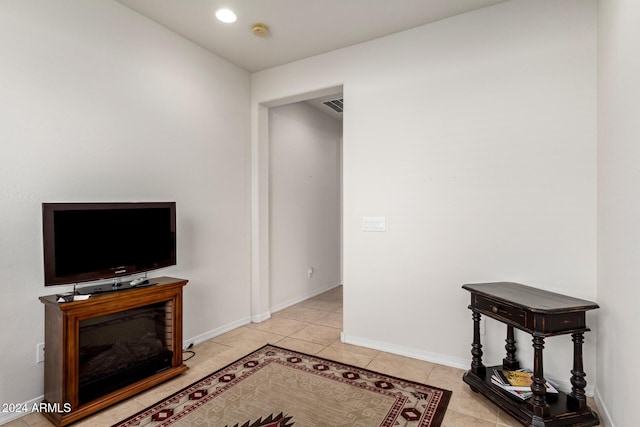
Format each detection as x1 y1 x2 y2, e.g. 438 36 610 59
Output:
7 286 604 427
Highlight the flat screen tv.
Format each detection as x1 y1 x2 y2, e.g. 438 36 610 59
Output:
42 202 176 286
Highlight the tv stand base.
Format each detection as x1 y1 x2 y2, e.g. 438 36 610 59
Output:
42 365 188 427
40 277 188 427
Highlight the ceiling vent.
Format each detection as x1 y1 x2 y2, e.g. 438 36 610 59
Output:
322 98 343 114
305 93 343 121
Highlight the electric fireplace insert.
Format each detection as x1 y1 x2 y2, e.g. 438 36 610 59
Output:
78 302 173 404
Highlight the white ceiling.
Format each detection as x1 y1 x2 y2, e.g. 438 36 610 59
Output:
115 0 508 73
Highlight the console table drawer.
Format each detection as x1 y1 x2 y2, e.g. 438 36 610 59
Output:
474 295 526 327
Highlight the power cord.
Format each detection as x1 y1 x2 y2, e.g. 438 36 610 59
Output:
183 342 195 361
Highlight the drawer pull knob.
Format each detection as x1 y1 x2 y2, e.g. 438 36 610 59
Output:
492 306 499 313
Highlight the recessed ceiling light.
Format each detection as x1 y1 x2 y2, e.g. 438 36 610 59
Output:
215 8 237 23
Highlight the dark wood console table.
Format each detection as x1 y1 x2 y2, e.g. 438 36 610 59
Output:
462 282 599 427
40 276 188 426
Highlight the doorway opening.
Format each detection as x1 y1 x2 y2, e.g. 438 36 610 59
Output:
251 86 343 323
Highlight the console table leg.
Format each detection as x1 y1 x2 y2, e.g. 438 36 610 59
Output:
568 332 588 410
503 325 520 370
471 311 485 376
528 335 550 418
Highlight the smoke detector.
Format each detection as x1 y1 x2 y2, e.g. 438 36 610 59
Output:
252 23 269 37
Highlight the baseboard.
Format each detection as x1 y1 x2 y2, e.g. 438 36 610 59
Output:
342 332 469 370
547 377 596 398
341 332 597 397
270 282 342 314
183 280 340 348
251 311 271 323
0 395 44 425
184 281 340 348
182 282 341 347
593 388 615 427
182 316 251 349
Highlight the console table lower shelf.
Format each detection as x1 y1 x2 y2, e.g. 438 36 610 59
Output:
463 367 599 427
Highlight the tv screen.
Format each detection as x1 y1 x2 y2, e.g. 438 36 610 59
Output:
42 202 176 286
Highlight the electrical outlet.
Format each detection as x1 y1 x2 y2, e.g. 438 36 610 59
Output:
37 343 45 363
480 318 486 335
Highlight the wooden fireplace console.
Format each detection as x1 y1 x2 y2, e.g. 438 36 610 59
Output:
462 282 599 427
39 276 188 426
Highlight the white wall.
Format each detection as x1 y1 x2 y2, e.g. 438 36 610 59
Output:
268 102 342 311
597 0 640 426
0 0 611 421
253 0 598 385
0 0 251 411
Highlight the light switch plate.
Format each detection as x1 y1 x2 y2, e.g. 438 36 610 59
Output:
363 216 385 232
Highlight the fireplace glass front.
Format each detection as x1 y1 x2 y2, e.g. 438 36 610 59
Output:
78 302 173 404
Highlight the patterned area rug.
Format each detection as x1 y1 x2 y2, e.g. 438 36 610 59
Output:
113 344 452 427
